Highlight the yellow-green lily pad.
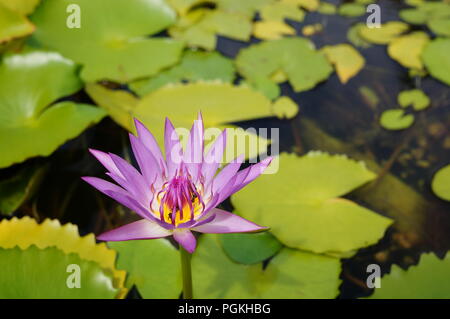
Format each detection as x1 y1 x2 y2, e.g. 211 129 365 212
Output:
422 38 450 86
30 0 183 82
431 164 450 201
358 21 409 44
0 51 106 168
338 3 366 17
0 2 35 43
380 109 415 130
232 152 393 255
322 44 365 84
387 31 430 70
398 89 430 111
428 19 450 37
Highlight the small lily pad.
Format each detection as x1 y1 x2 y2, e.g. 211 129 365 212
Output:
422 38 450 86
380 109 415 130
398 89 430 111
431 164 450 201
358 21 409 44
338 3 366 17
322 44 365 84
259 2 305 22
272 96 299 119
219 232 283 265
347 23 372 48
253 20 296 40
318 2 337 15
387 31 430 70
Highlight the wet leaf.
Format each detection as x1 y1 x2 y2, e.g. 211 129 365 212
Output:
338 3 366 17
0 246 121 298
387 31 430 70
422 38 450 86
236 38 333 93
368 253 450 298
219 232 283 265
0 3 35 43
428 18 450 37
380 109 415 130
30 0 183 82
358 22 409 44
108 239 181 298
192 234 341 298
130 50 235 96
431 164 450 201
272 96 299 119
0 51 106 168
322 44 365 84
253 20 296 40
232 152 393 255
398 89 430 111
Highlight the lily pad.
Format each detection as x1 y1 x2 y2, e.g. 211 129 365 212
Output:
431 164 450 201
338 3 366 17
318 2 337 15
0 2 35 43
399 8 428 24
398 89 430 111
387 31 430 70
232 152 393 255
219 232 283 265
236 38 333 93
302 23 323 36
192 234 341 298
322 44 365 84
130 50 235 96
422 38 450 86
0 51 106 168
30 0 183 82
259 2 305 22
253 20 296 40
0 165 46 216
358 22 409 44
272 96 299 119
380 109 415 130
368 253 450 298
0 246 121 298
108 239 181 299
282 0 320 11
347 23 372 49
428 19 450 37
0 0 40 14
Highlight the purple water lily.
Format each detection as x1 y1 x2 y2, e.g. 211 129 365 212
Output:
83 114 272 253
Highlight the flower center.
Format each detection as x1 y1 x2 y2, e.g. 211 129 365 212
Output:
152 174 205 227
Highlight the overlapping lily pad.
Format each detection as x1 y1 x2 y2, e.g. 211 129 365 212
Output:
192 234 341 298
0 51 106 168
235 38 333 94
0 2 35 43
431 164 450 201
232 152 393 255
368 253 450 298
130 50 235 96
358 22 409 44
422 38 450 86
253 20 296 40
380 109 415 130
108 239 181 299
30 0 183 82
387 31 429 70
338 3 366 17
322 44 365 84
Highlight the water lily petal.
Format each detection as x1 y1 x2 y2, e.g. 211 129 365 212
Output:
230 157 273 194
129 133 161 187
89 149 124 179
97 219 172 241
81 176 128 198
202 129 227 183
192 208 267 234
173 229 197 253
184 113 204 181
164 117 183 178
134 118 165 171
211 154 245 193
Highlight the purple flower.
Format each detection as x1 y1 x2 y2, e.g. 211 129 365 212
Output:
82 114 272 253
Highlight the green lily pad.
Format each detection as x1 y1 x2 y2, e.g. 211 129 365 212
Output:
380 109 415 130
398 89 430 111
259 2 305 22
368 253 450 299
108 239 181 299
399 8 429 24
30 0 183 82
192 234 341 298
0 246 120 298
431 164 450 201
358 22 409 44
236 38 333 93
232 152 393 255
0 51 106 168
347 23 372 49
0 165 46 216
271 96 299 119
0 0 40 15
428 19 450 37
387 31 430 70
338 3 366 17
219 232 283 265
422 38 450 86
0 2 35 43
318 2 337 15
130 50 235 96
322 44 365 84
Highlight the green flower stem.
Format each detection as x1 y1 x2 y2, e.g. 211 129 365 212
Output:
180 246 193 299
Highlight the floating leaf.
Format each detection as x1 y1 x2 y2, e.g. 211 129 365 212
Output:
318 2 337 15
0 51 106 168
0 165 46 216
380 109 415 130
359 86 380 108
301 23 323 36
272 96 299 119
0 216 127 298
422 38 450 86
368 253 450 298
347 23 372 48
232 152 392 255
0 246 121 298
236 38 333 93
431 164 450 201
428 19 450 37
322 44 365 84
0 2 35 43
253 20 296 40
192 234 341 298
338 3 366 17
398 89 430 111
387 31 429 70
282 0 320 11
358 22 409 44
260 2 305 22
0 0 40 14
399 8 428 24
130 50 235 96
219 232 283 265
108 239 181 298
30 0 183 82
